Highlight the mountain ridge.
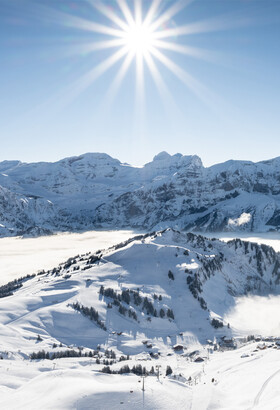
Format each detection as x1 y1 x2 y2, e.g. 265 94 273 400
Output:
1 228 280 351
0 152 280 236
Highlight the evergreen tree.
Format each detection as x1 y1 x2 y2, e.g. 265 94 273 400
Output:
167 308 174 319
168 270 175 280
166 365 173 376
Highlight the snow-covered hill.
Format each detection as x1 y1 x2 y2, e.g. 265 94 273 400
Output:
1 229 280 409
0 152 280 236
1 229 279 355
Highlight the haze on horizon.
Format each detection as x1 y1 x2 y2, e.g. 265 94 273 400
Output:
0 0 279 167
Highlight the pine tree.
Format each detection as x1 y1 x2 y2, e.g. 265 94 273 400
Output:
168 270 175 280
166 365 173 376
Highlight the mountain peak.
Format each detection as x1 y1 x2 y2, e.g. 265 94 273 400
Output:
148 152 203 169
153 151 173 161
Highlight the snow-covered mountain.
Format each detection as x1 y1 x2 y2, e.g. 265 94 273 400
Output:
0 152 280 236
1 229 280 354
1 229 280 409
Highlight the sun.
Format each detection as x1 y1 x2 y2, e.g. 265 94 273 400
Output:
43 0 235 107
76 0 211 100
122 23 155 56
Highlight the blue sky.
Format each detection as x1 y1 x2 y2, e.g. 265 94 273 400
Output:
0 0 279 166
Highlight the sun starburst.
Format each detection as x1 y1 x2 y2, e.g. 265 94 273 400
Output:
73 0 210 104
34 0 247 111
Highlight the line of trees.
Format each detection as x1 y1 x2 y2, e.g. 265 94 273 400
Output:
101 364 173 376
70 302 107 330
102 364 149 375
0 274 36 298
30 349 96 360
100 286 175 321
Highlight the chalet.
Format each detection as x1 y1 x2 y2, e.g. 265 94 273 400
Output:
220 337 237 349
194 356 204 363
173 344 184 352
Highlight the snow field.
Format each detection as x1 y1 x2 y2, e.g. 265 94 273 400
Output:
1 229 280 409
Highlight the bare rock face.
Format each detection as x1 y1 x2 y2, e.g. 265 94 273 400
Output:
0 152 280 236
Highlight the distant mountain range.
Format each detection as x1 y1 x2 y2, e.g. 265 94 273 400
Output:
0 152 280 237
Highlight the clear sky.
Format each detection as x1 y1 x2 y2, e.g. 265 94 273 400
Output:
0 0 280 167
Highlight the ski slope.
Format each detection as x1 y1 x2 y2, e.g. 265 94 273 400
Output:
1 229 280 408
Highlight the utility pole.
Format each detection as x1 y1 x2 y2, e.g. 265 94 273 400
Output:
155 365 161 381
141 375 145 391
141 374 146 408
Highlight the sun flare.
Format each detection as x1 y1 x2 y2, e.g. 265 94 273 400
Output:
41 0 238 108
122 23 155 55
77 0 211 102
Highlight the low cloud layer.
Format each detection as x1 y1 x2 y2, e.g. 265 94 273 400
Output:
225 295 280 336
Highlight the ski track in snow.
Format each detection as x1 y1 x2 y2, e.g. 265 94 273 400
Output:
252 369 280 408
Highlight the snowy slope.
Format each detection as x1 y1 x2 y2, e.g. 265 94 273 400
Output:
0 152 280 236
2 341 280 409
1 229 280 409
0 185 56 236
1 229 279 356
